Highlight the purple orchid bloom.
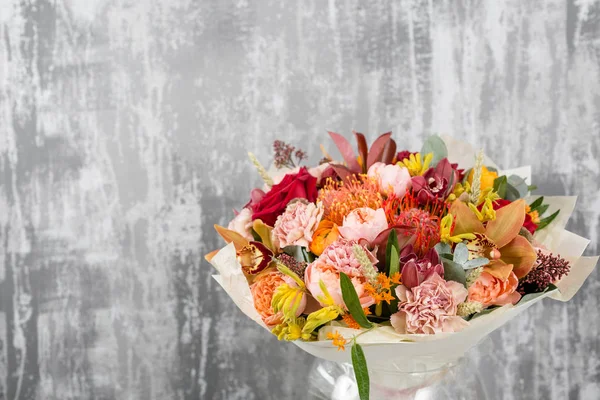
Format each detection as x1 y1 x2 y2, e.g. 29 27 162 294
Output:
411 158 459 204
400 244 444 289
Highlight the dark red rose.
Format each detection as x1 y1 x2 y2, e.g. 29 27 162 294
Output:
249 167 318 226
491 199 538 234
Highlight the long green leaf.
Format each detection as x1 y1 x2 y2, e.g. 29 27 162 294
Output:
529 196 544 210
518 284 558 305
340 273 373 329
536 210 560 231
351 343 370 400
532 204 549 216
388 247 400 312
385 229 400 274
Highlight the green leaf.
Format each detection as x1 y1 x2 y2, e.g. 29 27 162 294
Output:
385 229 400 274
250 228 262 242
453 243 469 264
518 284 558 305
493 175 508 198
351 343 370 400
301 247 316 263
420 135 448 167
505 182 522 201
536 210 560 231
527 185 538 192
529 196 544 210
534 204 549 216
508 175 529 198
469 306 500 320
442 259 466 285
463 258 490 270
388 247 400 313
434 242 452 256
340 272 373 329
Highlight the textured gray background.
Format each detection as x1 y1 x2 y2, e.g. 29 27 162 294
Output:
0 0 599 399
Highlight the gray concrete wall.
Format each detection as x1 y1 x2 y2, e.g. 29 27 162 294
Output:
0 0 598 399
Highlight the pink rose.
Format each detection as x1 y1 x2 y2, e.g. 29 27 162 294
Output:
304 263 374 309
391 273 468 334
227 208 254 241
338 207 388 244
367 162 411 197
468 271 521 307
273 201 324 248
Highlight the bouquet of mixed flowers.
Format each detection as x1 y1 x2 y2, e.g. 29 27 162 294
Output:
206 132 598 399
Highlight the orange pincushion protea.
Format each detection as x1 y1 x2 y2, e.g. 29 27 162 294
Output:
319 175 383 225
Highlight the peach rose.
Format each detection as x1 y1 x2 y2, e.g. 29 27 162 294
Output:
468 271 521 307
338 207 388 244
250 270 306 327
367 162 411 197
304 263 374 309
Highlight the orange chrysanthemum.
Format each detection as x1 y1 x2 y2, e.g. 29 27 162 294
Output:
319 175 383 225
327 331 348 351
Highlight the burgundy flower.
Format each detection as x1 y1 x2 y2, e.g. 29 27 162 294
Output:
400 245 444 289
247 167 318 226
396 150 415 163
411 158 459 204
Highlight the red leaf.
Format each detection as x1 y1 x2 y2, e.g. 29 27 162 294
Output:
381 138 397 164
366 132 392 168
354 131 368 173
328 131 360 172
331 164 353 181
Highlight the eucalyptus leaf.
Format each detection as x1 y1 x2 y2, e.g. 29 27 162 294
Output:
421 135 447 167
518 284 558 305
507 175 529 199
463 258 490 270
351 343 370 400
505 182 522 201
442 259 466 285
340 273 373 329
453 243 469 264
434 242 452 256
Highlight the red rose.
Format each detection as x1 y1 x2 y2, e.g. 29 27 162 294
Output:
491 199 538 234
249 167 318 226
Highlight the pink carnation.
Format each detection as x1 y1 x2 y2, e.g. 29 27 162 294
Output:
391 273 469 334
305 239 377 308
273 201 324 248
227 208 254 240
367 162 411 197
338 207 388 244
